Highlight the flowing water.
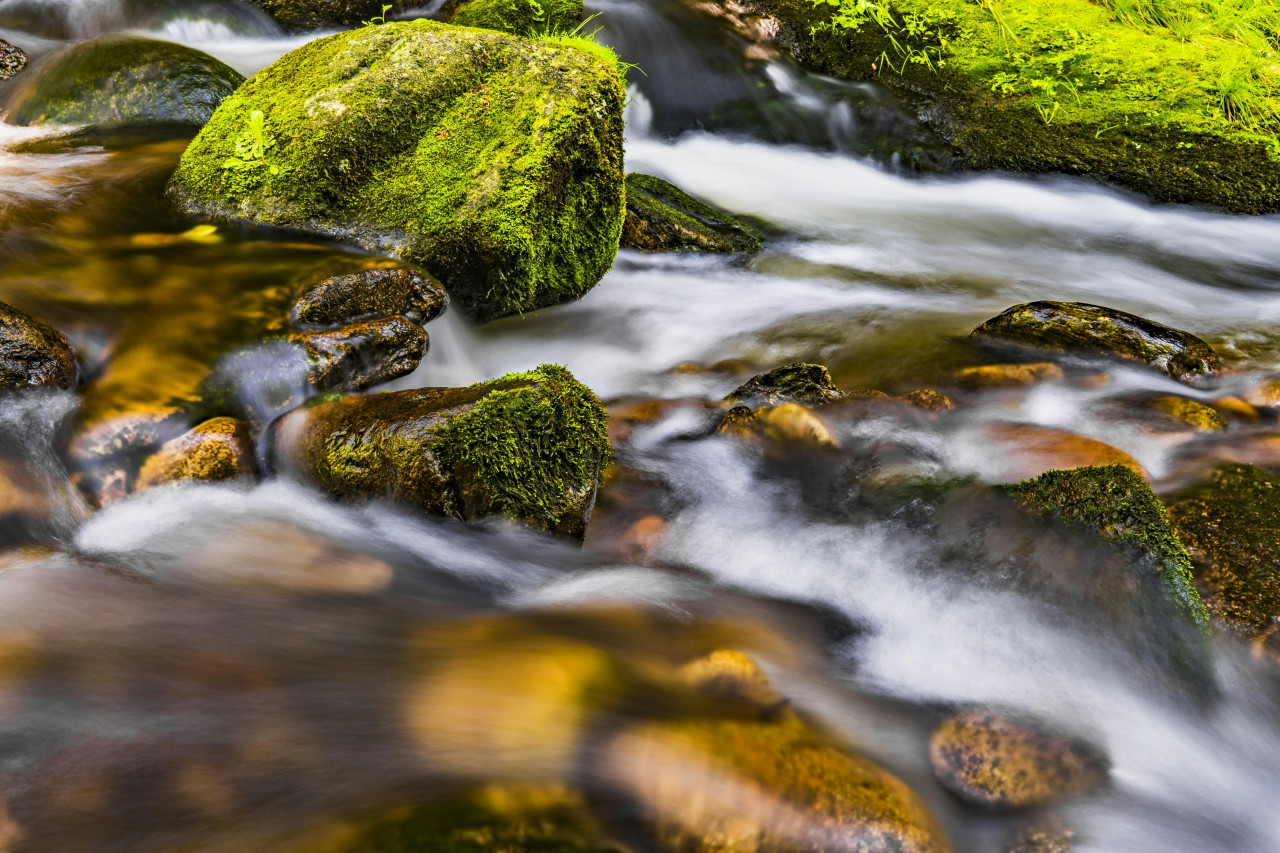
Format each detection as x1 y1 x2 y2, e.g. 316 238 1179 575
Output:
1 1 1279 851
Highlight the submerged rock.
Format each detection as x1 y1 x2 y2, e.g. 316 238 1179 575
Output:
135 417 255 490
288 317 427 392
289 267 448 330
620 173 762 254
982 423 1144 483
0 37 26 81
725 362 843 407
957 362 1064 389
442 0 583 36
0 301 77 391
971 302 1221 383
9 36 244 128
168 21 626 322
274 364 610 538
1008 813 1076 853
1150 395 1227 432
929 709 1107 810
899 389 954 412
1166 464 1280 638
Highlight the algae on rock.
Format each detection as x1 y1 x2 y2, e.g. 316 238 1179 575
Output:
621 173 762 254
167 21 627 322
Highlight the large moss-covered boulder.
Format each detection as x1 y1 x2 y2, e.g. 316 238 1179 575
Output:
9 36 243 128
0 38 25 81
620 173 762 254
167 21 626 322
274 364 610 537
1166 464 1280 639
442 0 583 37
971 302 1221 383
0 301 77 391
738 0 1280 211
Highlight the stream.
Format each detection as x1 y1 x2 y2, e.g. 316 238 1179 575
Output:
1 0 1279 851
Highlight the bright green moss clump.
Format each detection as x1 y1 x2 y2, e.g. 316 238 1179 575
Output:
445 0 583 36
1006 464 1210 632
167 20 626 322
754 0 1280 210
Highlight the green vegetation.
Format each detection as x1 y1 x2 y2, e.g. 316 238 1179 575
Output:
449 0 583 37
1006 464 1210 632
168 20 626 322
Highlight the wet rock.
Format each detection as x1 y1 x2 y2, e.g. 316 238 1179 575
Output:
167 21 625 323
288 317 427 392
899 388 954 412
441 0 583 36
620 173 762 254
983 424 1144 483
1166 464 1280 638
135 417 255 490
1006 465 1210 634
0 38 26 81
678 648 783 708
1008 813 1076 853
725 362 843 407
0 301 77 391
9 36 244 128
1151 395 1227 432
1242 375 1280 410
971 302 1221 383
929 709 1108 810
957 362 1064 389
716 404 761 439
289 267 448 330
274 364 609 538
755 402 840 449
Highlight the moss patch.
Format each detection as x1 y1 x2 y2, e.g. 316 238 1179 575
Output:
620 173 762 254
445 0 583 37
724 362 844 407
1166 463 1280 636
166 21 626 322
749 0 1280 211
10 36 243 127
1005 464 1209 632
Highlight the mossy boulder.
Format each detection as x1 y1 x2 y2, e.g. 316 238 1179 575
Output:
290 267 449 330
9 36 244 128
167 21 626 322
928 709 1107 810
725 362 843 407
288 317 427 392
1166 464 1280 638
1005 465 1209 633
620 173 762 254
135 417 256 490
442 0 583 37
274 364 610 537
971 302 1221 383
739 0 1280 212
0 38 26 81
0 301 77 391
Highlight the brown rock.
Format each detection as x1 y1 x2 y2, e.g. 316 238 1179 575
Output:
1008 813 1075 853
135 417 255 490
983 423 1145 482
900 389 955 412
755 402 839 449
0 301 77 391
929 710 1107 810
288 267 448 330
1151 396 1227 432
288 316 427 392
957 363 1064 389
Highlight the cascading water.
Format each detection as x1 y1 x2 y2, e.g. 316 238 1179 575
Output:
0 0 1279 850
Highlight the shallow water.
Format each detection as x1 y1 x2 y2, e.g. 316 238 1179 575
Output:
1 0 1279 851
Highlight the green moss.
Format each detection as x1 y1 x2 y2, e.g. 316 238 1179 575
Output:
621 173 763 254
1005 464 1210 632
753 0 1280 211
724 362 844 407
448 0 583 36
1166 463 1280 635
167 20 626 322
10 35 243 127
244 0 406 30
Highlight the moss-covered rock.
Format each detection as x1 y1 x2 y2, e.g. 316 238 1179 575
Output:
167 21 626 322
243 0 409 30
971 302 1221 383
928 709 1107 810
288 317 427 392
274 364 609 537
0 301 77 391
0 38 26 81
725 362 843 407
900 388 954 412
1151 395 1227 432
1005 465 1209 633
289 267 449 330
135 417 256 490
620 173 762 254
9 36 243 128
1165 464 1280 638
442 0 582 37
739 0 1280 212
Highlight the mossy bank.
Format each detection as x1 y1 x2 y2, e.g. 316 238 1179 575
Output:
167 20 626 322
743 0 1280 211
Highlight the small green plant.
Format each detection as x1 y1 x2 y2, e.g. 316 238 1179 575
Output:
222 110 279 174
362 3 392 26
1036 100 1061 124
